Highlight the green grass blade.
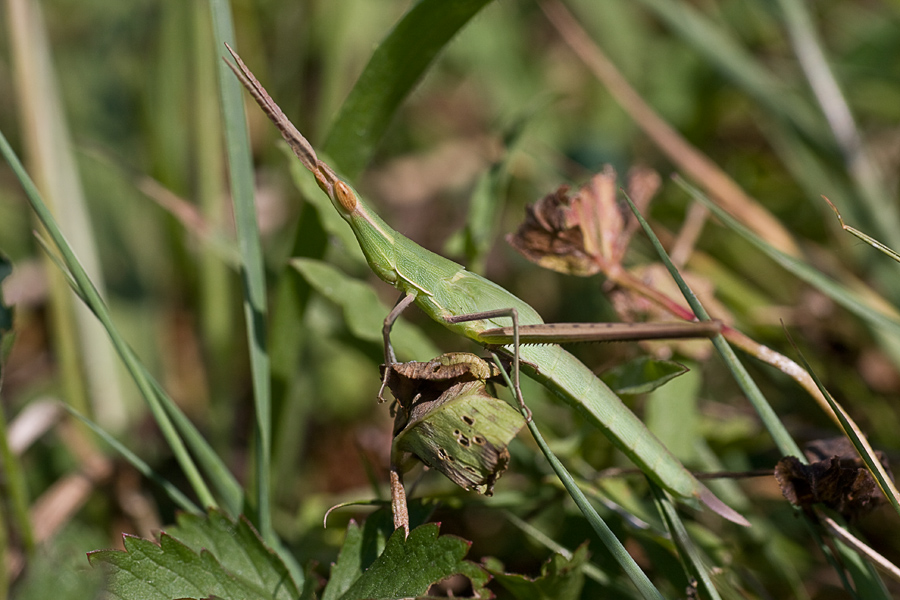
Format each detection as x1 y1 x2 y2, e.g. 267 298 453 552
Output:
502 512 620 589
323 0 494 177
191 0 237 401
622 192 802 458
35 231 245 514
207 0 273 542
146 372 244 515
648 481 724 600
65 407 201 514
0 128 217 510
626 190 891 596
676 177 900 341
491 354 665 600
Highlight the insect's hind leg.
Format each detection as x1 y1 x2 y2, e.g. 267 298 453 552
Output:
445 308 531 422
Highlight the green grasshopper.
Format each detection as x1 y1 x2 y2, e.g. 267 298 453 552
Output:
225 45 748 526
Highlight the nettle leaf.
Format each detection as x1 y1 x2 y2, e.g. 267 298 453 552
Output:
599 356 688 396
338 523 490 600
88 510 299 600
484 543 589 600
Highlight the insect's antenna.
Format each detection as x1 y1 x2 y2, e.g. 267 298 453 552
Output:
223 44 324 184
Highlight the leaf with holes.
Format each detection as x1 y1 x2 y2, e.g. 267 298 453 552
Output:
387 353 525 495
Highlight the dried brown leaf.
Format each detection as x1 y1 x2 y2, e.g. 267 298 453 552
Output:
506 167 653 276
774 437 893 521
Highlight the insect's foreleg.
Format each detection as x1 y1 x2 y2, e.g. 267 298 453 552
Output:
445 308 532 422
378 293 417 402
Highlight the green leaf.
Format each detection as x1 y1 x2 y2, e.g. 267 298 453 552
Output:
322 516 435 600
89 510 299 600
338 524 489 600
290 257 439 360
644 364 700 461
324 0 495 178
322 521 365 600
164 511 300 597
600 356 689 396
484 543 590 600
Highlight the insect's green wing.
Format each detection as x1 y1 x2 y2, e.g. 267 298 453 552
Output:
393 379 525 495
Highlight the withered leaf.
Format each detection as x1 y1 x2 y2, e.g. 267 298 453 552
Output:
381 352 503 421
506 166 659 277
774 437 892 521
384 353 524 495
506 184 601 276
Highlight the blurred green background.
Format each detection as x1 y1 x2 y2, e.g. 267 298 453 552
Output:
3 0 900 598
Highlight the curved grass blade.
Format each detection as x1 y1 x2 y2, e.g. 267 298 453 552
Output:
0 128 217 511
7 0 126 431
628 189 890 597
490 354 665 600
784 333 900 517
31 235 245 515
323 0 494 177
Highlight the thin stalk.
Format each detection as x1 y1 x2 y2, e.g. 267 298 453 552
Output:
491 353 665 600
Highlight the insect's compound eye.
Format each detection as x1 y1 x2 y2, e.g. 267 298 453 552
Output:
334 180 357 214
